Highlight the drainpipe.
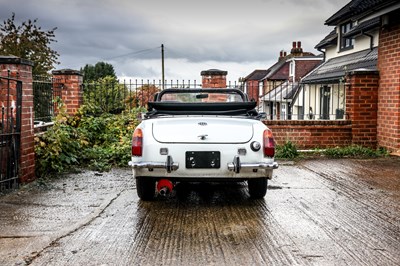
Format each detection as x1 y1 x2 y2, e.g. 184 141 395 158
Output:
317 47 326 61
362 31 374 50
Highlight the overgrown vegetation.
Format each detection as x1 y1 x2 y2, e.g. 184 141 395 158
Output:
83 76 129 114
275 140 388 160
34 99 143 177
275 141 299 159
323 145 388 158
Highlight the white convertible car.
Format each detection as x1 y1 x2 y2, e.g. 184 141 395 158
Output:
129 88 278 200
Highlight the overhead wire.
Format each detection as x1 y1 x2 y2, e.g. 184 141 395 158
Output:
165 47 218 77
103 46 160 61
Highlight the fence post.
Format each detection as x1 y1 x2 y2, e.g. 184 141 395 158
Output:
52 69 83 115
0 56 35 183
345 69 379 148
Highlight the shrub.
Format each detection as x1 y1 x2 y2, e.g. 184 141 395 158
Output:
275 141 299 159
35 100 143 177
35 100 85 176
79 110 140 171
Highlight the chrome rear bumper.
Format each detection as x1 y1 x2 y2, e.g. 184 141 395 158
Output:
129 155 278 174
129 155 179 173
227 155 278 173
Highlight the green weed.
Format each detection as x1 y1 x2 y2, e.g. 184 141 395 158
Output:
275 141 300 159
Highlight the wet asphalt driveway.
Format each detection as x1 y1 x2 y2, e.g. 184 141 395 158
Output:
0 158 399 266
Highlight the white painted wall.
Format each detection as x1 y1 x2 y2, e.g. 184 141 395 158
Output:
325 28 379 61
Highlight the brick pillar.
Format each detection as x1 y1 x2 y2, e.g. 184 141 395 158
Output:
52 69 83 115
246 80 259 103
201 69 227 88
378 15 400 154
345 70 379 148
0 56 35 183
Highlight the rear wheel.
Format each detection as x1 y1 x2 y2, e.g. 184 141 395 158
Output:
136 177 156 201
248 178 268 199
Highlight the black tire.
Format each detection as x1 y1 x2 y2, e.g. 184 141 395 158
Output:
136 177 156 201
248 178 268 199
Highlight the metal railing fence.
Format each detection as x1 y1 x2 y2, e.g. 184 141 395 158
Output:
33 77 346 121
82 79 245 113
248 81 346 120
33 76 62 122
0 74 22 191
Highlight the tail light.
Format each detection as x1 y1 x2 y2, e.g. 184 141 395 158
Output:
263 129 275 157
132 128 143 157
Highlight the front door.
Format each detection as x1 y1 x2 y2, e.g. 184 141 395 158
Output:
320 86 330 120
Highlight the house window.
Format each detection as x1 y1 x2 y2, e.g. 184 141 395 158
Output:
281 104 286 120
298 106 304 120
289 61 294 77
340 22 354 51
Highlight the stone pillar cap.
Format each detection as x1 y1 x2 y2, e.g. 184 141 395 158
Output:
201 69 228 76
52 69 82 75
0 55 34 66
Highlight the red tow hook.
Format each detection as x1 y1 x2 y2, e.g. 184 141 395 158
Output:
157 179 174 196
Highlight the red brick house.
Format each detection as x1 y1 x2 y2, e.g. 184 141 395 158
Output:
302 0 400 153
244 41 322 119
242 69 269 103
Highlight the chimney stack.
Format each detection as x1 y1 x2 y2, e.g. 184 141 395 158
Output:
279 50 286 60
290 41 303 55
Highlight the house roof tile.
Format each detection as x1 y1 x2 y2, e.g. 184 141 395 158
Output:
244 69 269 80
262 60 287 80
315 29 338 49
325 0 397 25
302 47 378 83
269 62 290 80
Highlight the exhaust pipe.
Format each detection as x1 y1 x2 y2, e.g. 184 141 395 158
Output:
157 179 174 196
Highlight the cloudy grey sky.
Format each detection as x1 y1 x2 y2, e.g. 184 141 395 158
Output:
1 0 349 82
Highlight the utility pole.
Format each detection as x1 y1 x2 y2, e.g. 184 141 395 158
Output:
161 44 165 90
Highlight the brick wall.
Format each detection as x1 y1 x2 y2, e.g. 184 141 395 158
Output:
266 70 379 150
345 70 379 148
201 69 227 88
0 57 35 183
246 80 259 103
52 69 83 115
266 120 352 149
377 13 400 153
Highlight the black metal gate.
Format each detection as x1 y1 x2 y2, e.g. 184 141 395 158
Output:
0 74 22 191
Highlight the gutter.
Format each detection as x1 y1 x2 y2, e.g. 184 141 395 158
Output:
317 47 326 61
361 30 374 50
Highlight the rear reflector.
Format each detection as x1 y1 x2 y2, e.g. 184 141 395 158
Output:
263 129 275 157
132 128 143 157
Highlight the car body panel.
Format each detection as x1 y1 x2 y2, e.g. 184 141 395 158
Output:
131 116 275 179
152 117 254 144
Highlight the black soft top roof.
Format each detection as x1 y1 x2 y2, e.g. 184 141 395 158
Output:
146 88 259 117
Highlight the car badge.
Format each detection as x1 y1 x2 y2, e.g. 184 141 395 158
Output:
198 134 208 140
198 122 207 126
